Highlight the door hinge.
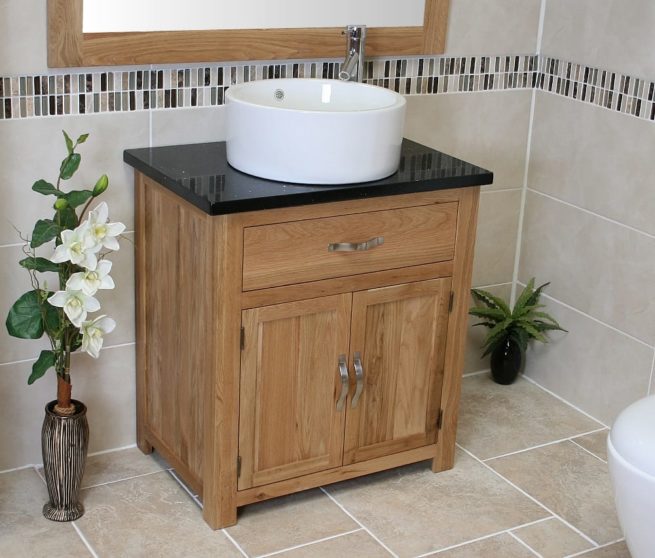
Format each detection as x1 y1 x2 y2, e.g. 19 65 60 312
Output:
240 327 245 350
437 409 444 430
448 291 454 313
237 455 242 477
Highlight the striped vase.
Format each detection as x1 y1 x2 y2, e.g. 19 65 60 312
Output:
41 400 89 521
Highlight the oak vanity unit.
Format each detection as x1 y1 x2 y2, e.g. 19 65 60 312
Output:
124 140 493 529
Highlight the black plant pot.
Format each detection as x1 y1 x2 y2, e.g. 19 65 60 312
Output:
41 399 89 521
490 338 523 385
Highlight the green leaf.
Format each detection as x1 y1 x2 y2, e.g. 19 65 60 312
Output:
28 350 55 385
19 256 60 273
6 291 46 339
64 189 93 208
32 179 62 197
471 288 511 315
30 219 60 248
513 277 535 315
517 321 548 343
76 133 89 145
63 130 74 155
59 153 81 180
92 174 109 197
526 281 551 307
55 207 78 230
469 307 506 322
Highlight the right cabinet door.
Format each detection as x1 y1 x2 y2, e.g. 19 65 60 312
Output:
343 278 452 465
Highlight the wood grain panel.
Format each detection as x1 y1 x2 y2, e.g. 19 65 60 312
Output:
238 295 352 490
243 203 457 291
48 1 448 67
344 278 451 464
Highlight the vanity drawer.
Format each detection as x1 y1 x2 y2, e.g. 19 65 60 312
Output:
242 202 458 291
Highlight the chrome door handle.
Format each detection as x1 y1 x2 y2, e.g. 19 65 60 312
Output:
351 352 364 408
328 236 384 252
336 354 349 411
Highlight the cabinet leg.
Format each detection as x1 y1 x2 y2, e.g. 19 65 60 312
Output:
202 496 238 529
137 436 154 455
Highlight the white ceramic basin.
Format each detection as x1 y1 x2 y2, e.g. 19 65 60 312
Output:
225 78 406 185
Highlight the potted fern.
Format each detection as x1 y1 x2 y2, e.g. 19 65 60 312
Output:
469 278 566 384
5 131 124 521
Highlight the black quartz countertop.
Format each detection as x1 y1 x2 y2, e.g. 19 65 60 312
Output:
123 139 493 215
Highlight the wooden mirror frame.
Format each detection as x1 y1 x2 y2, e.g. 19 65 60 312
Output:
48 0 449 67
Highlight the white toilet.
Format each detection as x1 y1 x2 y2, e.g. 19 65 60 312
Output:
608 394 655 558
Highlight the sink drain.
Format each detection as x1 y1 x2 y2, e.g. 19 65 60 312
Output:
273 88 285 101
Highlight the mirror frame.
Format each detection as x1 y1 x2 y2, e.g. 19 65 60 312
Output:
48 0 449 67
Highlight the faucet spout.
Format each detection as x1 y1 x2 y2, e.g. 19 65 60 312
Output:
339 25 366 82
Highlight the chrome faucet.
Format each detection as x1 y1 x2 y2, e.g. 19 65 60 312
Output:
339 25 367 82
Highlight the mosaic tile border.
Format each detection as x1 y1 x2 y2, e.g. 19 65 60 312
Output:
1 54 654 123
0 54 536 120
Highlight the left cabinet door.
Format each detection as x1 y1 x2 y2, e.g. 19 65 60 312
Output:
238 294 352 490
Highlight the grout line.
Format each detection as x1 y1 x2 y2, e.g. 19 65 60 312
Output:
535 0 547 56
563 538 626 558
88 443 137 458
648 349 655 396
320 487 399 558
456 443 600 548
481 426 607 462
81 468 164 490
526 187 655 241
508 516 555 532
168 469 203 508
255 528 364 558
71 521 100 558
480 187 524 195
0 241 25 249
569 439 608 464
222 529 250 558
521 375 610 428
33 464 46 484
508 530 543 558
462 369 490 378
510 85 536 306
0 463 36 475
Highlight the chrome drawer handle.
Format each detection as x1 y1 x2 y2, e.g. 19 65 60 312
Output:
328 236 384 252
351 352 364 408
336 354 349 411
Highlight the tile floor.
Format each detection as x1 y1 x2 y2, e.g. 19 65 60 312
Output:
0 373 631 557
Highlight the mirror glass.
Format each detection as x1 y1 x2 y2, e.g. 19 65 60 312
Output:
83 0 425 33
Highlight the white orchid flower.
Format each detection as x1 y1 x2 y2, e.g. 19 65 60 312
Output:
51 225 100 270
83 202 125 251
48 290 100 328
66 259 115 296
80 315 116 358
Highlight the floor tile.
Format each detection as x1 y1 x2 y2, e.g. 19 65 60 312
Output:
275 530 389 557
512 517 592 557
434 533 534 557
572 430 609 462
226 489 358 557
0 468 90 557
457 375 602 460
326 452 548 557
75 471 240 557
487 441 621 545
577 541 631 557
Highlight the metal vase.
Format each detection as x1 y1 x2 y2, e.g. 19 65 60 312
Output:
41 399 89 521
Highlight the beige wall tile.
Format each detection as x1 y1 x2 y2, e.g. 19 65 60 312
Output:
76 472 241 557
0 0 48 75
0 112 149 247
0 344 136 470
512 517 592 558
572 430 610 462
0 469 90 555
542 0 655 78
327 453 548 557
488 441 622 544
519 190 655 345
435 533 535 557
458 375 601 460
521 275 653 425
464 283 512 374
530 92 655 236
472 190 522 287
151 106 227 147
445 0 542 56
226 489 357 557
276 530 388 557
404 91 531 191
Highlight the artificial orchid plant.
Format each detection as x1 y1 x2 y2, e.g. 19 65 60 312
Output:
5 132 125 415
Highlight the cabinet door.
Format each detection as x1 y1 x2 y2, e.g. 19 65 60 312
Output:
238 294 352 490
344 278 451 465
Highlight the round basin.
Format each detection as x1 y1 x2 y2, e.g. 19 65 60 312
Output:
225 78 406 185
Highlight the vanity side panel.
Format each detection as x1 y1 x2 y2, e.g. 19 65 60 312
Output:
433 186 480 471
137 176 214 488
